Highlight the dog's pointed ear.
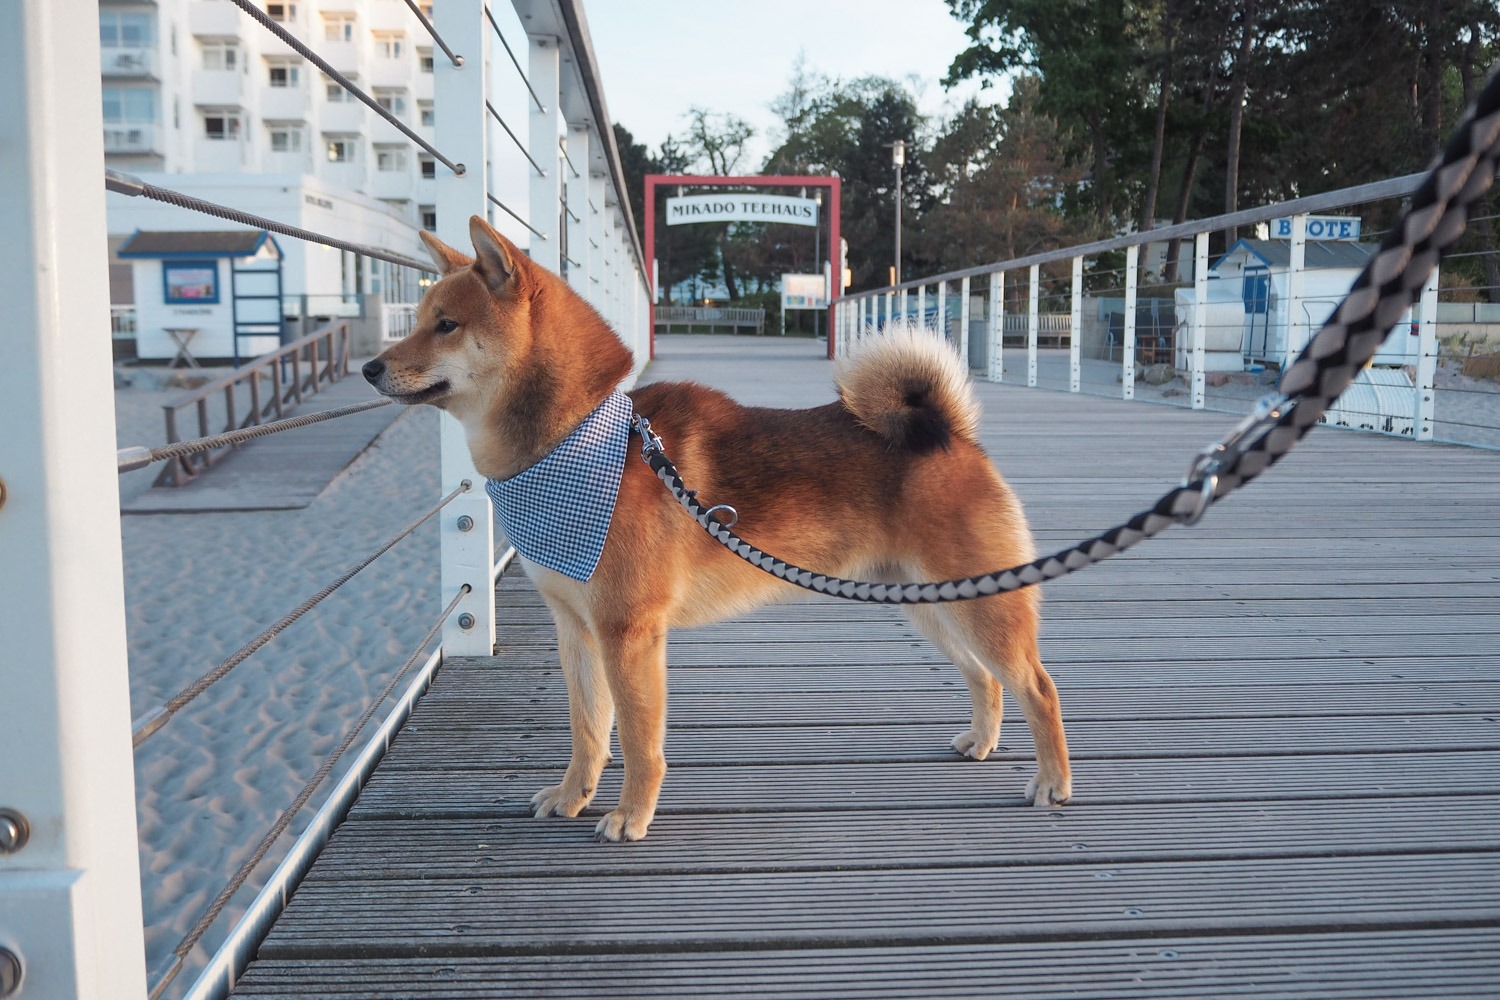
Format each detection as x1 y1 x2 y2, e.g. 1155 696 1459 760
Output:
469 215 519 295
419 230 471 276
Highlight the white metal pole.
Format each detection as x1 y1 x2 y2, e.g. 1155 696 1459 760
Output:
527 34 561 273
987 272 1003 383
899 287 908 324
1415 267 1439 441
884 290 893 330
1123 245 1138 400
433 0 495 655
588 174 606 309
0 0 149 995
564 124 590 295
1027 264 1040 387
1069 256 1083 392
935 280 947 342
959 276 971 368
917 284 927 333
1191 231 1209 409
1283 213 1308 370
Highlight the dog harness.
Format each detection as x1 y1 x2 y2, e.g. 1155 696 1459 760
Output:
485 390 633 582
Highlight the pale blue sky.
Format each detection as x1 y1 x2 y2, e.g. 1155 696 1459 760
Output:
584 0 1005 168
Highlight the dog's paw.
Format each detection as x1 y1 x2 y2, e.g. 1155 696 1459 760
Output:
594 807 652 843
951 728 998 761
1026 772 1072 807
530 782 594 819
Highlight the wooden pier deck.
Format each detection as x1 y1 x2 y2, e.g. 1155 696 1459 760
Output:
234 335 1500 997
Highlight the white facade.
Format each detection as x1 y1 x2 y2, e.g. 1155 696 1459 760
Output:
100 0 443 312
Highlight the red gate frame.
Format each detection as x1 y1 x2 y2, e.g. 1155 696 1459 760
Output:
644 174 842 359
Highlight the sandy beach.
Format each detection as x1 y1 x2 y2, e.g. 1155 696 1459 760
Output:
116 367 445 989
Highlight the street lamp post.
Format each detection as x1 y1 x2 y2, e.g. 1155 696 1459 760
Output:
890 139 905 286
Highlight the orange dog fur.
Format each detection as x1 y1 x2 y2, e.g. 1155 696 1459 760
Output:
365 216 1071 841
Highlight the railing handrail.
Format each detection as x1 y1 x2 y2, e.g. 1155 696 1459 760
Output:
840 171 1426 301
656 305 765 321
164 321 350 405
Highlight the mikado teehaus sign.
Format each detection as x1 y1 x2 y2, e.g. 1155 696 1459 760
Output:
665 193 820 227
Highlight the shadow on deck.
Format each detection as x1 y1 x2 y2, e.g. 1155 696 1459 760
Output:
234 335 1500 997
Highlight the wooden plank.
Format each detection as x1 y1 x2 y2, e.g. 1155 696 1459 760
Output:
348 751 1500 819
234 929 1500 998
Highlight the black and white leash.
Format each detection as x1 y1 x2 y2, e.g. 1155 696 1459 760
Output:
632 66 1500 605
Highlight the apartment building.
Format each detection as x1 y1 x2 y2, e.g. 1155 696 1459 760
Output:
101 0 451 356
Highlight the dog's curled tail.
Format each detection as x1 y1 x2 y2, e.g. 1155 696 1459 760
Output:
836 325 981 453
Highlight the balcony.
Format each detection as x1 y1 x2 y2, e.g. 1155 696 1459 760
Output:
367 56 411 90
370 169 413 201
188 0 240 36
101 46 158 78
191 68 244 107
320 101 367 134
103 123 163 155
320 40 361 76
261 86 309 121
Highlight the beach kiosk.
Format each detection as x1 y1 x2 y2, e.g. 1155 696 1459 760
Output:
118 229 284 366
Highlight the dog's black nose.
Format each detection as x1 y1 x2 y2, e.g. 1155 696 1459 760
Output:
362 359 385 383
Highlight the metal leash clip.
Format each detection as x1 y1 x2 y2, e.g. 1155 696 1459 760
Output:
1178 391 1293 526
632 413 665 461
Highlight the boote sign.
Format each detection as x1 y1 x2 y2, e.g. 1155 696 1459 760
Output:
666 194 819 227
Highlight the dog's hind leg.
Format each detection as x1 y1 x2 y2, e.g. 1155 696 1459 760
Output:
905 604 1003 761
531 601 614 820
909 591 1072 806
593 616 669 842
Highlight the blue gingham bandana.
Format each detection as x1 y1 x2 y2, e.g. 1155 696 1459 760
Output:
485 390 633 582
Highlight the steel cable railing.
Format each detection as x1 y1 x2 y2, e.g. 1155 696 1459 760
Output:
130 482 471 747
106 170 438 274
116 398 394 473
146 583 473 1000
486 3 545 113
401 0 463 68
227 0 465 176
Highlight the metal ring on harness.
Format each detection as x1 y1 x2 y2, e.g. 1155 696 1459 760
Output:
703 504 739 528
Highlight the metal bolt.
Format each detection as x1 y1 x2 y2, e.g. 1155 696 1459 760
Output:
0 810 28 854
457 613 476 630
456 515 474 532
0 948 21 998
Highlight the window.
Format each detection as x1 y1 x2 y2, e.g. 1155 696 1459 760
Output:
372 31 405 59
267 61 300 88
417 101 434 127
268 126 303 152
101 86 157 124
420 205 437 231
266 2 297 21
203 112 241 140
326 82 352 103
325 136 357 163
418 48 433 73
100 11 155 48
201 40 239 71
163 261 219 304
373 88 406 118
375 146 406 172
322 13 355 42
419 155 436 179
419 2 433 18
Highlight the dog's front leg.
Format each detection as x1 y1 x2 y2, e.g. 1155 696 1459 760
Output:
531 602 614 819
594 617 668 842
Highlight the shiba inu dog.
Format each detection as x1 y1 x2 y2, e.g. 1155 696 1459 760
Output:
364 215 1071 842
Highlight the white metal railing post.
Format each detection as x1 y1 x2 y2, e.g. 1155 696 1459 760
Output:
0 1 149 995
1283 213 1309 370
565 124 590 295
1415 267 1439 441
588 175 605 309
1191 232 1209 409
1027 264 1040 387
884 290 893 330
958 276 971 367
1123 245 1138 400
935 280 947 342
987 272 1003 382
899 286 909 323
527 33 561 273
433 0 495 655
917 284 928 332
1069 256 1083 392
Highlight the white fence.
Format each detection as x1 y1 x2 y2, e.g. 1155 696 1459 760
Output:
835 175 1500 451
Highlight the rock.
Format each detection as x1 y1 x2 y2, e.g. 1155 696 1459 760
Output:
1206 372 1230 388
1141 363 1175 385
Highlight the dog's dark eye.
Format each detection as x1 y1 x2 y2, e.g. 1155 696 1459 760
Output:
434 317 459 334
